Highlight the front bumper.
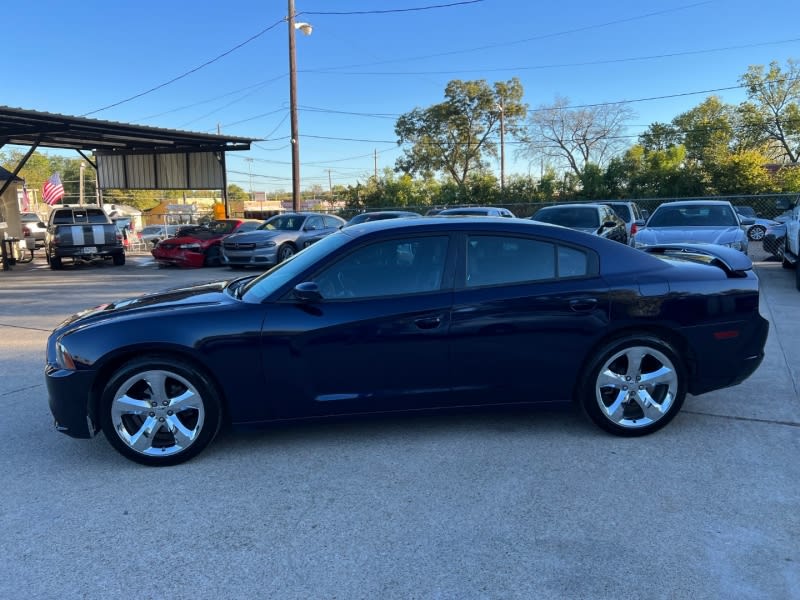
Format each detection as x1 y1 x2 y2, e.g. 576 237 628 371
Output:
221 247 278 267
151 248 205 268
45 363 97 439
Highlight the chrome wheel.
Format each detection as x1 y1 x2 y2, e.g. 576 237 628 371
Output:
595 345 679 429
110 369 206 458
747 225 766 241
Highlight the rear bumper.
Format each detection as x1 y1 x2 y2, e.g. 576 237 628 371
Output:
687 313 769 395
54 245 124 259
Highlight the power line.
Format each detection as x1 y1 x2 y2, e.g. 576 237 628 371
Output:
301 0 484 16
82 17 285 116
304 37 800 76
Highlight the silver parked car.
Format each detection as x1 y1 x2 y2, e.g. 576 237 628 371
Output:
221 212 345 268
631 200 753 253
20 212 46 248
137 224 181 247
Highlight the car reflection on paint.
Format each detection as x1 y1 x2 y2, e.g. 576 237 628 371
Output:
46 217 768 466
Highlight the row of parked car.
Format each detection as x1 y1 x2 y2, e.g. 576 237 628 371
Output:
144 199 768 270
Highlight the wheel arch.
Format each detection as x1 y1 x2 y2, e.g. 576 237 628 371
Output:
572 324 694 402
87 345 231 433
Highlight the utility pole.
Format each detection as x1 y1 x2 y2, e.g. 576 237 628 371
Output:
288 0 301 212
497 103 505 193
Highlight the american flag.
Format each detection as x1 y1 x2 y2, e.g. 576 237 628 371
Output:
42 173 65 206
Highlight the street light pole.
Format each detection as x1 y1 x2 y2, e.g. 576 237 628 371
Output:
288 0 300 212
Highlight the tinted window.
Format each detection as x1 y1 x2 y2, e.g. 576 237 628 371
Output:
609 204 631 221
533 207 599 228
649 204 738 227
236 221 261 233
313 236 449 299
466 235 590 287
263 215 305 231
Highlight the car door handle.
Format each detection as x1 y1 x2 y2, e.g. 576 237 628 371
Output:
569 298 598 312
414 316 442 330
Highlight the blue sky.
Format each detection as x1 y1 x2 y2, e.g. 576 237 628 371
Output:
5 0 800 194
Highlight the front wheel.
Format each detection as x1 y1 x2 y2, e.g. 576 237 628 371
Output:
580 335 686 436
747 225 766 241
100 356 222 466
277 243 296 263
49 255 63 270
203 245 222 267
113 253 126 266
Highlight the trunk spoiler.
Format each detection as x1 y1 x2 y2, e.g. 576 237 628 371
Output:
641 243 753 277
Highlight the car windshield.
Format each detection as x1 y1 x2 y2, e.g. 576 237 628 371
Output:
261 215 306 231
206 221 238 234
21 213 40 222
534 207 599 228
648 205 738 227
735 206 756 218
241 232 351 302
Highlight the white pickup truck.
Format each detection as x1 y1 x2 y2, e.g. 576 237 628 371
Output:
782 196 800 290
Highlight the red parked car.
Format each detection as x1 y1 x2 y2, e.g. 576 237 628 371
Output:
151 219 261 267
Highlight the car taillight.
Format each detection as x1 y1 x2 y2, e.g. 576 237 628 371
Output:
630 222 638 236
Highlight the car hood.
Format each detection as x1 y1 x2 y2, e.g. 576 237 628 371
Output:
55 279 238 332
225 230 290 243
635 226 744 245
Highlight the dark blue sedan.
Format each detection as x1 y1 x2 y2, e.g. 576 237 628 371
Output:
46 218 769 465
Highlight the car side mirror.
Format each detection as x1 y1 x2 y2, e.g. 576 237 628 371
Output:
293 281 323 303
739 217 755 226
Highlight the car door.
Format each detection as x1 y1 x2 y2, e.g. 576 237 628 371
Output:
261 233 456 418
450 232 611 406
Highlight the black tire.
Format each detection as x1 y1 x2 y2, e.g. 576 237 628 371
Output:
113 253 126 266
203 245 222 267
783 239 794 269
277 243 297 263
50 255 63 270
99 356 222 466
579 335 687 437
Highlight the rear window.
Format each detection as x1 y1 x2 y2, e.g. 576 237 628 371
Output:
608 205 631 222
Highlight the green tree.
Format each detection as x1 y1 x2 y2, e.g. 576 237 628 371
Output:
395 78 526 188
672 96 736 166
227 184 249 201
710 149 775 194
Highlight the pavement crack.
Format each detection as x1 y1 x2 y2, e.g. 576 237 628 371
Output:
0 322 51 333
683 409 800 428
1 383 45 397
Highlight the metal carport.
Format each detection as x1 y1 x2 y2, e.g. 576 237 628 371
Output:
0 105 255 218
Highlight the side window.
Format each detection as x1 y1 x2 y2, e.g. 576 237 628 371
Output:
313 236 449 299
466 236 555 287
305 216 324 231
323 216 341 229
466 235 591 287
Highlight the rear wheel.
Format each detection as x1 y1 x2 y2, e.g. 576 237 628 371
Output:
100 356 222 466
113 253 126 266
49 255 63 270
580 335 686 436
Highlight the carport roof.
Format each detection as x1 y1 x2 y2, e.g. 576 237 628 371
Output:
0 105 254 153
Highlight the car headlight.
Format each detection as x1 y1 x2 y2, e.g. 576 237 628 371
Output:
56 341 76 370
256 240 277 248
179 243 202 251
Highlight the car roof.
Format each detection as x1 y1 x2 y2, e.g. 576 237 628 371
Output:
655 200 733 208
